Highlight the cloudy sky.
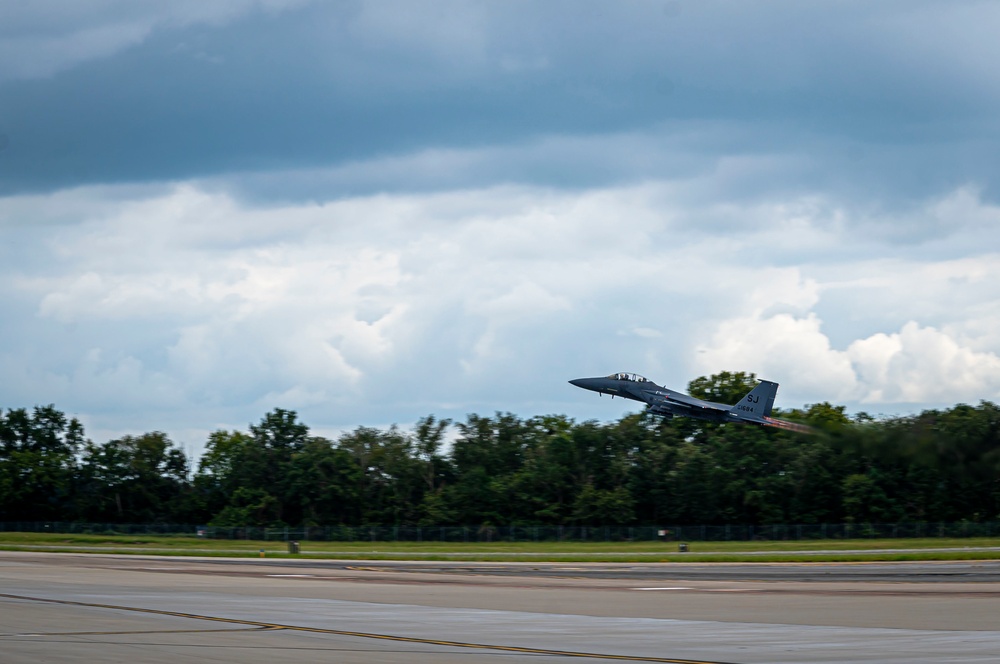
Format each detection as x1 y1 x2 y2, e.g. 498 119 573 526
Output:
2 0 999 451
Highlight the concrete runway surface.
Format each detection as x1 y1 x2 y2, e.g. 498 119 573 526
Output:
1 552 998 663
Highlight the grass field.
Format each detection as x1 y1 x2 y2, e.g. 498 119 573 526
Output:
2 531 999 563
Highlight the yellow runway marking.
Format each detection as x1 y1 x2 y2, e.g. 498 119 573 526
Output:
0 592 734 663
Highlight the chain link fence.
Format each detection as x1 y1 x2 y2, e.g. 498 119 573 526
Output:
2 520 998 542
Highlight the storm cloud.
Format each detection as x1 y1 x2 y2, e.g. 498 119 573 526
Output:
2 1 998 449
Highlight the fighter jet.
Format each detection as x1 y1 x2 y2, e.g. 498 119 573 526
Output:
569 372 813 433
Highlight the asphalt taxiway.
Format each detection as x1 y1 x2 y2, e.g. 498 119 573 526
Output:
1 552 998 663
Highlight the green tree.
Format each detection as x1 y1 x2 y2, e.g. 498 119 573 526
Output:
444 413 528 524
688 371 759 405
842 472 895 522
413 415 453 492
285 438 361 525
192 429 255 522
505 415 578 523
196 409 312 526
209 487 281 526
0 405 83 520
412 415 456 525
628 414 684 523
664 439 726 523
251 408 309 452
78 432 189 522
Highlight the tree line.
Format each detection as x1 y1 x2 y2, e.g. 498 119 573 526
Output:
2 373 998 527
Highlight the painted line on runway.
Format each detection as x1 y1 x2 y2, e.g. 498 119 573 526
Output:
265 574 352 580
630 587 752 593
3 627 272 637
0 592 738 664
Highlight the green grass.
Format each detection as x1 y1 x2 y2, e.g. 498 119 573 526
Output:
1 531 999 562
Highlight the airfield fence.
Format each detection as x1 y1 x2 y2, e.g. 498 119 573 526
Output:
2 521 999 542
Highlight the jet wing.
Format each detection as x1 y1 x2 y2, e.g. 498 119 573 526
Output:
655 390 730 411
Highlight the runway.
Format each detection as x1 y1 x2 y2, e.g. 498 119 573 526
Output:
1 552 998 663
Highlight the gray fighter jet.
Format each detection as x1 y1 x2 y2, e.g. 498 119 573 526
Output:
569 372 813 433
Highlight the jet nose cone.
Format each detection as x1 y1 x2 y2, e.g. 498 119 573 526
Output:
569 377 604 392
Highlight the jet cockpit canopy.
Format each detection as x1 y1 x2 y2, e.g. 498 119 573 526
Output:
606 372 649 382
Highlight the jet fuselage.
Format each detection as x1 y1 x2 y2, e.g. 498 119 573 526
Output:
569 373 812 433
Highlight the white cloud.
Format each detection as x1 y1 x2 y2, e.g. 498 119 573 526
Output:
3 177 1000 448
683 188 1000 406
848 322 1000 403
695 312 858 400
697 314 1000 406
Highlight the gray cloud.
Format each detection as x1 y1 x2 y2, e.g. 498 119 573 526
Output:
0 1 309 81
2 1 999 200
3 2 1000 449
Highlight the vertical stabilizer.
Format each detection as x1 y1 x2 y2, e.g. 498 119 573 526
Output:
729 380 778 419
